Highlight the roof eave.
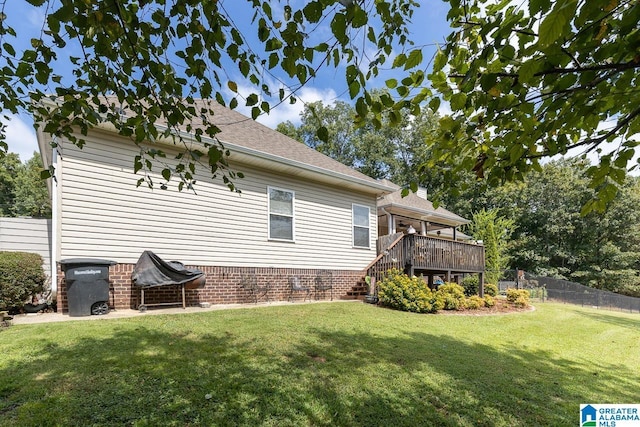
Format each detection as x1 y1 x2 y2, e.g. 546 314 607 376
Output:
378 202 470 226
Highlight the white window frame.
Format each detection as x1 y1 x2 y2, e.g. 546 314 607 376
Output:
352 203 371 249
268 186 295 242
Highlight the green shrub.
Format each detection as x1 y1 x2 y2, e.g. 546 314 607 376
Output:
465 295 484 310
461 275 479 296
483 295 496 308
528 287 547 299
514 296 529 308
437 283 467 310
506 288 530 308
378 269 444 313
484 283 498 297
0 252 47 312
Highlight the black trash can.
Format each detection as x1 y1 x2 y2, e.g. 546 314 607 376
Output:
60 259 117 317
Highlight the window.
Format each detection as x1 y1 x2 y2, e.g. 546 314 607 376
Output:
268 187 294 241
352 204 370 248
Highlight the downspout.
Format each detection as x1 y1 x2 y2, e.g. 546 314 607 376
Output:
50 144 59 299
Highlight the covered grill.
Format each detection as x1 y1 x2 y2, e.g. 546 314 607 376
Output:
131 251 205 311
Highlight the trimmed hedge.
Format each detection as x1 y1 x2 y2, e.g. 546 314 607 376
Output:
438 283 467 310
484 283 498 297
461 275 479 296
0 251 47 312
378 269 444 313
506 288 530 308
483 295 496 308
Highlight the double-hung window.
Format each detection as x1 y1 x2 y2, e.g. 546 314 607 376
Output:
268 187 294 241
352 204 370 248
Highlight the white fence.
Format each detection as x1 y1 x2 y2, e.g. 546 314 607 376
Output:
0 217 52 274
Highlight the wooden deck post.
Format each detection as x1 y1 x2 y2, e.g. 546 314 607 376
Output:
478 272 485 297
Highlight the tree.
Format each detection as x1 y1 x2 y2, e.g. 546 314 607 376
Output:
427 0 640 212
571 176 640 296
294 101 361 169
0 152 20 216
278 98 442 186
466 208 514 285
12 152 51 218
451 159 640 295
0 0 419 191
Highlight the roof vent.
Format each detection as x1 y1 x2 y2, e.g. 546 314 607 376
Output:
416 187 428 200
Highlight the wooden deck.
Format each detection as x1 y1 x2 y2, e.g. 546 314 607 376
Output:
366 233 485 281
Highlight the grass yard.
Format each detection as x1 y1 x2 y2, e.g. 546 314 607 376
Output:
1 302 639 426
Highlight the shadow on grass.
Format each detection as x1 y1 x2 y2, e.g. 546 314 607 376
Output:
567 307 640 329
1 317 638 426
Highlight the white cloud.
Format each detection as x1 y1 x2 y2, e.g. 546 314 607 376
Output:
27 7 47 29
231 82 338 129
1 113 39 162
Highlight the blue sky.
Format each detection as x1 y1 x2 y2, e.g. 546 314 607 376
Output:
1 0 453 162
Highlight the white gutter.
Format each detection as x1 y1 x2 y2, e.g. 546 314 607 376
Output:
50 144 58 299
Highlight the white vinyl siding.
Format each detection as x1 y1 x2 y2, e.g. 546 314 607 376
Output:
0 217 51 274
54 130 378 270
268 187 294 241
352 204 370 248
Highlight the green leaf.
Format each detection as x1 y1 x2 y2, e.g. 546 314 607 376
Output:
433 50 447 72
538 1 577 47
349 81 360 99
316 126 328 142
330 14 347 44
450 92 467 110
246 93 259 106
429 97 441 112
392 53 407 68
404 49 423 70
2 42 15 57
161 168 171 181
529 0 551 16
352 7 367 28
518 59 542 84
227 81 238 92
303 2 323 23
355 98 368 118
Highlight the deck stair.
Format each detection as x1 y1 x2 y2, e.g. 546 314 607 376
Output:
341 278 369 300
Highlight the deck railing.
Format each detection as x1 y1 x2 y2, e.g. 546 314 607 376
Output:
367 233 485 282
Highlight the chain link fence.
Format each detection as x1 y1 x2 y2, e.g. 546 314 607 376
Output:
495 270 640 314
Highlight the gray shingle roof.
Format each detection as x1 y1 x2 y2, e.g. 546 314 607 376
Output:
378 189 469 224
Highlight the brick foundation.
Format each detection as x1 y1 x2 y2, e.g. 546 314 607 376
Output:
56 264 365 313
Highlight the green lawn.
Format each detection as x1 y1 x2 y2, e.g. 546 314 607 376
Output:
1 302 639 426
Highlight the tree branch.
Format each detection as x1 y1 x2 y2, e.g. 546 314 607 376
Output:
525 106 640 160
449 59 640 81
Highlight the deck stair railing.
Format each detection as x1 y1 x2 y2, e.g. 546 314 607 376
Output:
366 233 485 283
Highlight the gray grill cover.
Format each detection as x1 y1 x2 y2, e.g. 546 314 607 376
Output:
131 251 204 288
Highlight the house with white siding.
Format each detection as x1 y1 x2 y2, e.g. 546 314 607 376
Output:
36 98 482 314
